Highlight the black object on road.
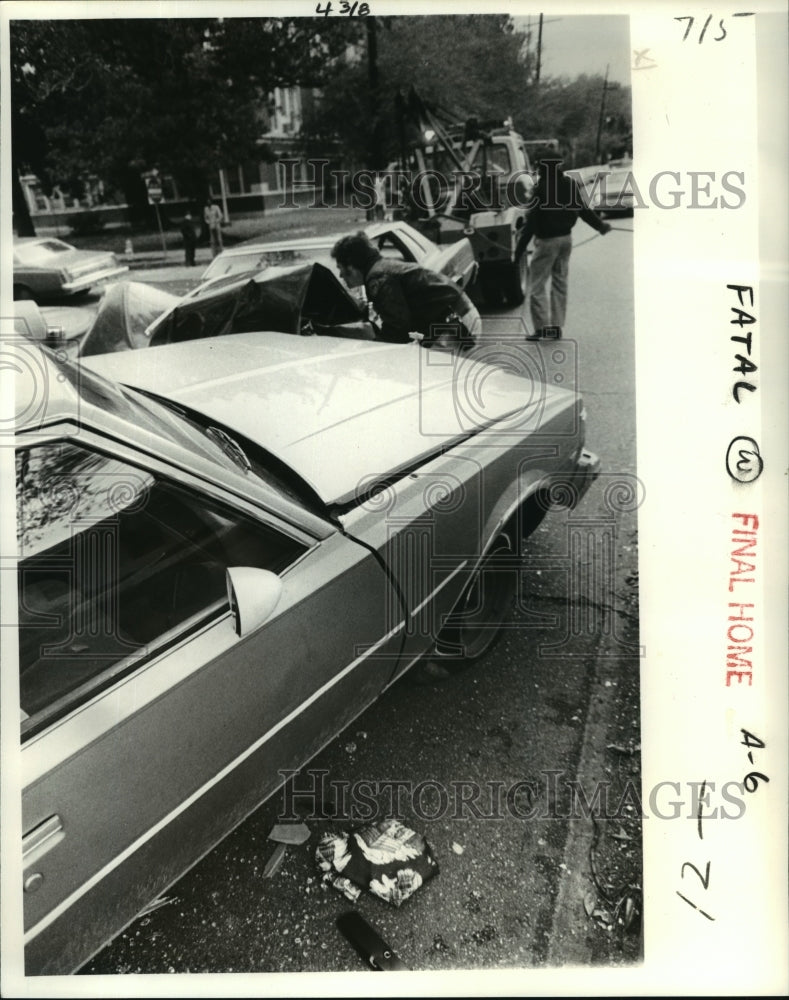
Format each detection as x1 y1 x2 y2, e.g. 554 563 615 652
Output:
336 911 409 971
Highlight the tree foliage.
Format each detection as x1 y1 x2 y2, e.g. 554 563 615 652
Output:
520 74 633 166
10 14 631 235
301 15 631 170
302 14 531 167
10 17 358 231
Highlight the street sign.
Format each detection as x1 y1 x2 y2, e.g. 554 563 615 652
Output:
142 174 168 259
145 176 164 204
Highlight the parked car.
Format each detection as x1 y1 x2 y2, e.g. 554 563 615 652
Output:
13 237 129 301
15 332 599 973
194 220 478 292
566 158 635 216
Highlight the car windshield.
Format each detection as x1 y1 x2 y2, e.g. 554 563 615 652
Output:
54 354 263 484
130 387 326 514
57 353 323 510
15 240 74 264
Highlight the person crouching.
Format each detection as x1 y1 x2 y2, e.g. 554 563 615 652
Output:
331 232 481 350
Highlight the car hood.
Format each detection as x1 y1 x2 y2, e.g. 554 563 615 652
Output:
83 332 572 507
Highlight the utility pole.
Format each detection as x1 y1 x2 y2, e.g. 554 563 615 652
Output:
530 15 562 87
367 17 382 169
595 64 610 163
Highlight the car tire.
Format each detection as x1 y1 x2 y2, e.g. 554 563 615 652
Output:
14 285 34 301
432 529 519 666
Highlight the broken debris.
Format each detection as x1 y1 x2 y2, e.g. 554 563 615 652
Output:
316 818 439 907
268 822 311 846
262 842 287 878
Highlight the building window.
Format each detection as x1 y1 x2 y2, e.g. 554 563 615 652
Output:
242 161 261 194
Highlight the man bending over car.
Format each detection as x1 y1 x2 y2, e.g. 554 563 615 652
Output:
331 232 481 349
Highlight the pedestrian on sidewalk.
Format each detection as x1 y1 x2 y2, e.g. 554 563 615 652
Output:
180 212 197 266
203 199 224 258
331 231 481 350
519 155 611 340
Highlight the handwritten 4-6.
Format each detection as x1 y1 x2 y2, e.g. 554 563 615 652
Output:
677 731 768 922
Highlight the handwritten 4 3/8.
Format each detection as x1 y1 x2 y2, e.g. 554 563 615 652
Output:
675 12 754 43
677 730 769 921
316 1 370 15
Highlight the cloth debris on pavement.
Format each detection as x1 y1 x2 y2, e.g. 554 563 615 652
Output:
315 818 439 906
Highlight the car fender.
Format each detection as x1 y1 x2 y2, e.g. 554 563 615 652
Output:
476 465 552 563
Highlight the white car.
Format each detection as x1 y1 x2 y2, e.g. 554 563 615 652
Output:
15 331 599 974
13 237 129 301
196 219 478 292
567 158 635 216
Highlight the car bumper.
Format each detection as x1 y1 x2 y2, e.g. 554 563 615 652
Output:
573 448 601 502
61 265 129 294
551 448 601 509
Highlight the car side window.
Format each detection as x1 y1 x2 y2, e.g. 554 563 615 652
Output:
17 441 306 737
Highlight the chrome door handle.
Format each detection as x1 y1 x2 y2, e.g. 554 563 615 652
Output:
23 814 64 868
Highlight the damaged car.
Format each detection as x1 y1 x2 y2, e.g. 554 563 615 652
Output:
15 330 599 974
194 219 478 292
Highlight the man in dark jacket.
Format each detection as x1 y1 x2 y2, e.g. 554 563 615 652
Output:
520 157 611 340
331 232 481 348
180 213 197 266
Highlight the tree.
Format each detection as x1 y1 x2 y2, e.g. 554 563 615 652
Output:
9 17 359 234
518 74 632 166
301 14 531 168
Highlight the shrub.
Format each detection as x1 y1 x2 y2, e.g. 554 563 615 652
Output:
69 210 107 235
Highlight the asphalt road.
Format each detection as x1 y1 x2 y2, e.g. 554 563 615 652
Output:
78 220 642 976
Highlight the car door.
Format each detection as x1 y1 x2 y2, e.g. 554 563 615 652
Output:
373 227 475 289
18 432 402 974
421 237 478 290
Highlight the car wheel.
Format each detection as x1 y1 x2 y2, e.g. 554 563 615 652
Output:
14 285 34 301
433 529 518 665
499 249 528 306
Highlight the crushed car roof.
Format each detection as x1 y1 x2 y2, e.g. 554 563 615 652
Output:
84 332 567 508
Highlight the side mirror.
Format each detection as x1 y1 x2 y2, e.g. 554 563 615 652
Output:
226 567 283 637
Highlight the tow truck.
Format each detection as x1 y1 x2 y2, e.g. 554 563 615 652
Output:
389 89 538 306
